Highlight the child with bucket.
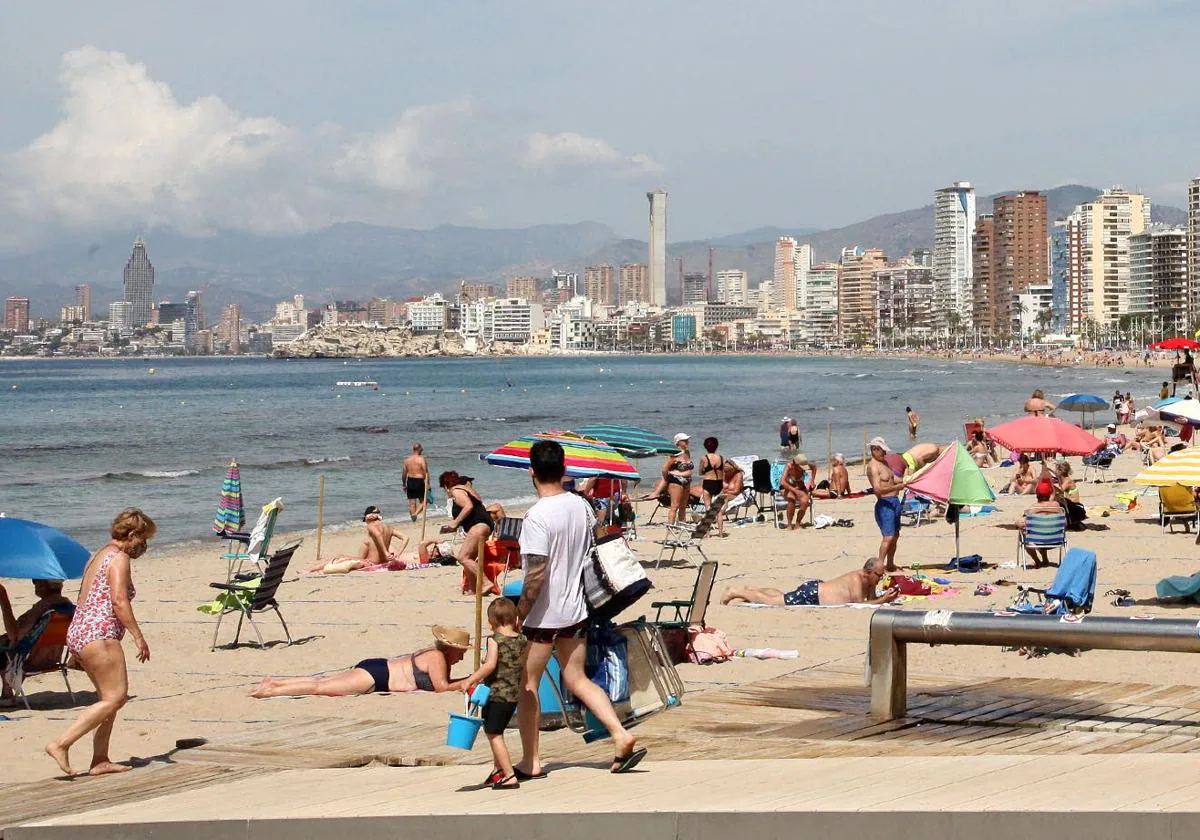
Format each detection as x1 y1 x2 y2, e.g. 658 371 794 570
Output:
461 597 528 790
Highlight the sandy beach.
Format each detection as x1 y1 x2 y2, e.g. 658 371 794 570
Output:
5 440 1200 785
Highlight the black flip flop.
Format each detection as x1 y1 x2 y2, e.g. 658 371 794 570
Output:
492 774 520 790
513 767 547 781
611 747 648 774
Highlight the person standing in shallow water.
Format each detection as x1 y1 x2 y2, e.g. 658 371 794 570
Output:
906 406 920 438
402 443 429 521
46 508 155 777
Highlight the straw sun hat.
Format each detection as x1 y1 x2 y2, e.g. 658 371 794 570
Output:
432 625 471 649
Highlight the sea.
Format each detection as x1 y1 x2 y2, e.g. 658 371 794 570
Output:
0 354 1158 551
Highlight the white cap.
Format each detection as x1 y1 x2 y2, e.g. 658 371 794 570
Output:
781 416 791 422
869 436 890 452
673 432 690 443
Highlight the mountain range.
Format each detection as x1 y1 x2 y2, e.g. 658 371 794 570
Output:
2 185 1186 321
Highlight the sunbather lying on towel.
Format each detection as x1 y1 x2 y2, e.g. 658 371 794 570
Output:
311 538 456 574
720 558 901 607
249 626 470 697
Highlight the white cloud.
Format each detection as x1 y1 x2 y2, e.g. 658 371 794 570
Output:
524 132 662 175
0 48 660 249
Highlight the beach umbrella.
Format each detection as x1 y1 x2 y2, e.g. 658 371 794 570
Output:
904 442 996 560
1134 448 1200 487
1154 400 1200 428
213 460 245 534
1152 397 1183 409
1152 337 1200 351
1057 394 1109 431
481 432 641 481
985 415 1104 456
572 424 677 458
0 517 91 580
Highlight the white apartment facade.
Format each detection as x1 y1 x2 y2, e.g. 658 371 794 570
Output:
801 263 839 344
715 269 748 305
1066 188 1150 329
932 181 976 329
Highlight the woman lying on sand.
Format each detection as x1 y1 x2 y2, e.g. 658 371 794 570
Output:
249 626 470 697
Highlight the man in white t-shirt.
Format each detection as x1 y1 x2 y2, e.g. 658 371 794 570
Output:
514 440 646 779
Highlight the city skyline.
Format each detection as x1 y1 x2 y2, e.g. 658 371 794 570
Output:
0 2 1197 250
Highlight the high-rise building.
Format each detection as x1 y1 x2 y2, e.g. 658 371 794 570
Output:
771 238 812 312
583 265 617 306
715 269 748 305
971 215 996 336
647 190 668 306
682 272 709 305
74 284 92 320
109 300 133 333
219 304 242 354
506 276 541 302
837 248 887 341
933 181 976 330
1130 227 1188 334
801 263 840 344
1066 187 1150 329
1050 220 1070 331
619 263 650 305
874 265 935 344
157 301 188 324
460 283 494 303
60 305 87 324
1189 177 1200 323
122 237 155 327
4 297 30 333
993 191 1049 334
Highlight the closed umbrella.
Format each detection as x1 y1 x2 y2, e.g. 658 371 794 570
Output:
213 460 245 534
481 432 640 481
572 424 676 458
985 416 1104 456
904 442 996 561
0 517 91 579
1134 448 1200 487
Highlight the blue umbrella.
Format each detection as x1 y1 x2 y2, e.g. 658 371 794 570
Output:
0 518 91 580
1153 397 1184 409
1058 394 1108 412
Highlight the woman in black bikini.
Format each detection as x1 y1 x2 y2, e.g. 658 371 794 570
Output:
439 470 496 593
249 626 470 697
662 433 695 526
699 437 725 507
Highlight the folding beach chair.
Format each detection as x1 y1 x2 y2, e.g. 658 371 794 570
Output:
750 458 775 515
651 560 718 630
1016 510 1067 570
1158 485 1199 533
654 496 725 568
900 492 933 527
208 542 300 650
2 606 76 710
1081 450 1116 483
1011 547 1097 615
217 497 284 580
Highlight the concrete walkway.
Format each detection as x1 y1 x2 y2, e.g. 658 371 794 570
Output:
12 756 1200 839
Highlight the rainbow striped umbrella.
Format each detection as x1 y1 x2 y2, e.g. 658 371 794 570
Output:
481 432 640 481
213 460 245 534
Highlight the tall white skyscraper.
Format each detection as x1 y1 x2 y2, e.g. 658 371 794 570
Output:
1189 177 1200 323
932 182 976 329
1066 187 1150 329
647 190 667 306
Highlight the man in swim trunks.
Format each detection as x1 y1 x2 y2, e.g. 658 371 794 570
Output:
402 443 429 521
720 558 899 607
868 437 907 572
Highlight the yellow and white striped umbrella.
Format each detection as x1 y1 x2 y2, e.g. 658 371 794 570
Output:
1134 447 1200 487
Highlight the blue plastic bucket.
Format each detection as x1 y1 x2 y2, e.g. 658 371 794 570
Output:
446 712 484 750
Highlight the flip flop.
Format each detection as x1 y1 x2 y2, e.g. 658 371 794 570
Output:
492 774 520 790
483 767 504 787
513 767 547 781
611 747 648 774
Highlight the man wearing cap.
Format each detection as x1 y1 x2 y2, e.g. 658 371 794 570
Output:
781 454 817 529
1018 481 1065 568
868 437 907 572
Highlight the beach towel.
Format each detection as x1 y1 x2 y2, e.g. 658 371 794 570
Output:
1046 548 1097 610
196 577 261 615
732 602 879 610
1155 571 1200 603
960 505 997 518
769 462 786 491
688 626 735 664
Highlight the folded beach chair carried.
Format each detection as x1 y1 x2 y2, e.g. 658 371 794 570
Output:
2 606 76 710
654 496 725 568
1016 510 1067 570
208 542 300 650
1158 485 1199 533
217 497 283 580
1011 547 1097 615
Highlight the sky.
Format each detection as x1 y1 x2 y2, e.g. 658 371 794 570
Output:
0 0 1197 251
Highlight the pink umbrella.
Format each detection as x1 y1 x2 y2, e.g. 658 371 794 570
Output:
985 415 1103 456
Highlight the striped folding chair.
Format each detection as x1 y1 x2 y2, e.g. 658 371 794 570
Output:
1017 511 1067 570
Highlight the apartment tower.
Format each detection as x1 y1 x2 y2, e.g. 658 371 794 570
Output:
122 237 155 327
1066 188 1150 330
4 297 30 333
715 269 748 305
837 248 887 342
1189 177 1200 322
933 182 976 330
647 190 668 306
583 265 617 306
619 263 650 305
971 215 996 336
993 191 1049 334
506 276 541 302
74 284 92 320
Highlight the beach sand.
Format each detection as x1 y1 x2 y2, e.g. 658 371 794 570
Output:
4 449 1198 784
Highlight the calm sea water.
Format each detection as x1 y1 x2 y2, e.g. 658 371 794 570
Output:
0 354 1156 550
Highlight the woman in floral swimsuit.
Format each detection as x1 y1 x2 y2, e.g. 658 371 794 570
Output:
46 508 155 777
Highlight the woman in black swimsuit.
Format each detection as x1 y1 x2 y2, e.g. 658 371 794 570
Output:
249 626 470 697
662 433 695 526
699 437 725 507
439 470 496 593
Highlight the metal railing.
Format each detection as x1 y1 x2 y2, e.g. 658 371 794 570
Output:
868 609 1200 719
